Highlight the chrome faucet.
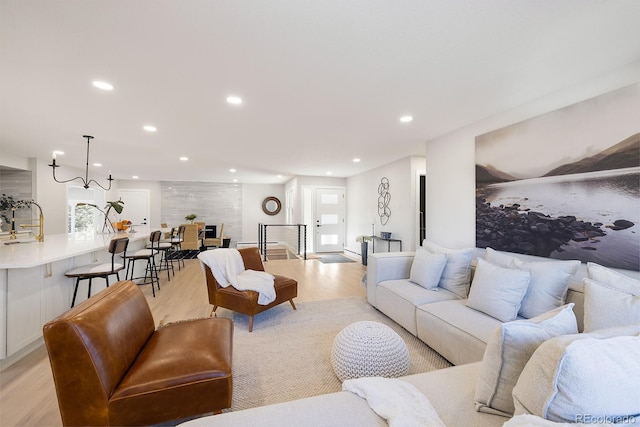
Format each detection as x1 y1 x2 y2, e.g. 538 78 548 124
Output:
19 201 44 242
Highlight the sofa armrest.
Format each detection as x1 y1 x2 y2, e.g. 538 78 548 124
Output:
366 252 415 306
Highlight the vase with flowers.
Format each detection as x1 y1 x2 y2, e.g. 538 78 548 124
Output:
185 213 197 223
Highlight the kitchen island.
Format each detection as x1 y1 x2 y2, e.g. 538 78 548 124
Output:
0 229 151 369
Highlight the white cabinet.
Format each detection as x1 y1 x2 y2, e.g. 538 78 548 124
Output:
5 258 72 357
7 266 42 356
41 259 73 326
0 230 150 362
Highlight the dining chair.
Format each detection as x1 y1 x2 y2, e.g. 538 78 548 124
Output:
65 237 129 307
203 223 225 248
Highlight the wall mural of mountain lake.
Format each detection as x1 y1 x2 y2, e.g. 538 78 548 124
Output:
476 84 640 271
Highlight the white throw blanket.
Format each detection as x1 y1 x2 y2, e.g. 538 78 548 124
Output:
342 377 446 427
198 249 276 305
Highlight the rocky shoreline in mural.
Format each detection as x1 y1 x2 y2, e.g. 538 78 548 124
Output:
476 197 634 257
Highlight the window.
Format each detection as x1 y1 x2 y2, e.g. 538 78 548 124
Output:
67 186 105 233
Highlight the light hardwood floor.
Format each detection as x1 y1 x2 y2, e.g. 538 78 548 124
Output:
0 254 367 427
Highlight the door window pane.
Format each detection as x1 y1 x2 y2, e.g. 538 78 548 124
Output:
321 214 338 225
320 194 339 205
320 234 338 245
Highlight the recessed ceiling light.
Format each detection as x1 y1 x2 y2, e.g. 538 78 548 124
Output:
179 157 188 161
229 168 236 173
326 171 332 175
400 115 413 123
277 175 283 178
232 179 238 183
226 96 242 105
353 158 361 163
53 150 65 156
132 175 139 179
93 163 102 167
92 81 114 91
143 125 157 132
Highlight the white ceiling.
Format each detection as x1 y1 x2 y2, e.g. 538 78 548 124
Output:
2 0 640 184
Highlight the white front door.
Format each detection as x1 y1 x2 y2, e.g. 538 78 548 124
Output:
314 187 345 253
118 189 150 227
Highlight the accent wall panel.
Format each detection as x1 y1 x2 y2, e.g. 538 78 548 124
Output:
161 181 242 243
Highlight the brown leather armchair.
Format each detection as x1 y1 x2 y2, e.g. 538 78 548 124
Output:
201 247 298 332
43 280 233 426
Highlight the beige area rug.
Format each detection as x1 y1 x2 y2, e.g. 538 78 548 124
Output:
213 297 452 412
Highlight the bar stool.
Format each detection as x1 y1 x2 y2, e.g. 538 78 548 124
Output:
168 225 186 270
123 231 161 297
148 229 174 280
65 237 129 307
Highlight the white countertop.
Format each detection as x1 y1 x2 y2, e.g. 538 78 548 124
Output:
0 228 152 269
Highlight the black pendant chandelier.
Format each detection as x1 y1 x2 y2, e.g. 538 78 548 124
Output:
49 135 113 190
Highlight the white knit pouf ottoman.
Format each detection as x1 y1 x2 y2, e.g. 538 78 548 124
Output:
331 321 409 381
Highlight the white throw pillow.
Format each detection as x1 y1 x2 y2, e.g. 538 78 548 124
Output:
485 248 580 318
587 262 640 296
512 324 640 423
484 247 517 268
467 258 531 322
422 241 473 298
511 258 580 319
474 304 577 416
408 248 447 290
583 278 640 332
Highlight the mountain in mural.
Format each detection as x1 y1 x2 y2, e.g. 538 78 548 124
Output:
543 133 640 177
476 164 518 184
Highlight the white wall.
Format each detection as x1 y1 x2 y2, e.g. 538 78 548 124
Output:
346 156 425 255
0 150 29 170
242 184 285 243
32 158 68 235
425 61 640 249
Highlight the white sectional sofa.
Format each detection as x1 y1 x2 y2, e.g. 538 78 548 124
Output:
181 246 639 426
366 247 587 365
182 362 507 427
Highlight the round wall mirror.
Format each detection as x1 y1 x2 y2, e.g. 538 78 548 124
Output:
262 196 282 215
